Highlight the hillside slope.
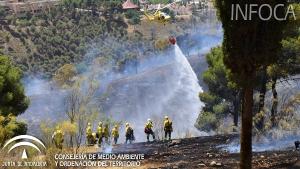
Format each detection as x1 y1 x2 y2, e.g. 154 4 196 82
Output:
108 134 299 169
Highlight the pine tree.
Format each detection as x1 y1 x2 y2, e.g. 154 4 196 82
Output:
0 55 29 116
197 46 241 131
0 55 29 145
215 1 288 168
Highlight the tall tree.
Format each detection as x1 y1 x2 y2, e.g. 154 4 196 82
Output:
253 66 268 131
215 1 288 168
0 55 29 116
64 75 98 150
268 3 300 127
0 55 29 145
197 46 241 131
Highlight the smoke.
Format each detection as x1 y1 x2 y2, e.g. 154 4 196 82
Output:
101 144 113 153
19 13 223 143
20 78 67 135
99 44 206 141
220 79 300 153
19 43 218 142
219 132 299 153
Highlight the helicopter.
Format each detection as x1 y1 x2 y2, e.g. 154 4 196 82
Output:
142 9 170 24
141 2 179 24
141 2 179 46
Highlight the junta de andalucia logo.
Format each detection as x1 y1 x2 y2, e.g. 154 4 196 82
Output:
1 135 47 167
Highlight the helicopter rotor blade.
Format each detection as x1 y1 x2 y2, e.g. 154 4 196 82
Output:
159 0 181 10
154 3 161 14
152 0 182 15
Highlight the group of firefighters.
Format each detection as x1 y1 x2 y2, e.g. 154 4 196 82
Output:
52 116 173 149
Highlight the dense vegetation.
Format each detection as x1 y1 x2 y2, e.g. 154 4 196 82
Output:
0 0 144 78
0 55 28 145
0 0 146 146
199 1 299 169
148 0 172 4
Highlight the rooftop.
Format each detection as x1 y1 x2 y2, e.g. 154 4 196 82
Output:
122 0 139 9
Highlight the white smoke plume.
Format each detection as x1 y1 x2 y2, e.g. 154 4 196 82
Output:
19 15 223 143
220 79 300 152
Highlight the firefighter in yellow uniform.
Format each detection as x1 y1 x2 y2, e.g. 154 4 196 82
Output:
96 122 103 146
111 125 119 145
102 124 110 144
164 116 173 140
52 126 64 150
125 123 135 144
144 119 155 142
86 122 94 145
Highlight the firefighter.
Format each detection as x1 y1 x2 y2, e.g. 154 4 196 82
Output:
144 118 155 142
103 124 110 144
52 126 64 150
295 141 300 150
163 116 173 140
111 125 119 145
96 122 103 146
86 122 94 145
125 123 135 144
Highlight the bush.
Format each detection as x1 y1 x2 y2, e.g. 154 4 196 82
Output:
0 115 27 146
125 9 141 25
196 112 217 131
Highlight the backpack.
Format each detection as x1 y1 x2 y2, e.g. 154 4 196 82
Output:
144 127 150 134
126 127 133 137
165 120 172 127
165 120 173 131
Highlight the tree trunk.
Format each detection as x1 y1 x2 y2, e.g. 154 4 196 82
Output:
233 106 239 127
255 68 267 130
70 135 74 148
69 119 75 148
271 78 278 127
240 86 253 169
233 91 241 128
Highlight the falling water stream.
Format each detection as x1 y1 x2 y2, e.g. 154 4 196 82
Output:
101 44 206 141
20 15 224 143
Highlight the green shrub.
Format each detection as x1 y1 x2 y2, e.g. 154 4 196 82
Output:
196 111 217 131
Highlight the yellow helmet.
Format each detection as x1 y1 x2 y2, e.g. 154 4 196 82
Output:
114 125 118 128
